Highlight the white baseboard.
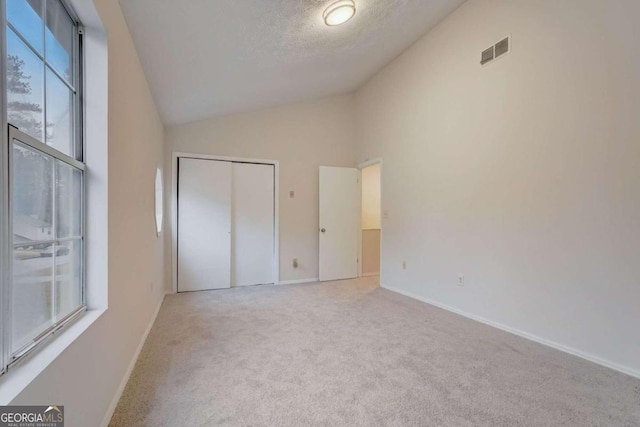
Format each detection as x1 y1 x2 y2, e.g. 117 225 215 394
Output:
100 294 166 427
381 284 640 380
278 277 319 286
361 272 380 278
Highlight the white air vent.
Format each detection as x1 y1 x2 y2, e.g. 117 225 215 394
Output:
481 36 511 66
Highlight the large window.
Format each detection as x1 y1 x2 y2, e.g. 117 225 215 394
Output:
1 0 84 373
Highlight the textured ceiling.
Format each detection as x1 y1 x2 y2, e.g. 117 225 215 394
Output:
119 0 467 125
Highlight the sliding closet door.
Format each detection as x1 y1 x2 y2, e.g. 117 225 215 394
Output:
178 158 232 292
232 163 275 286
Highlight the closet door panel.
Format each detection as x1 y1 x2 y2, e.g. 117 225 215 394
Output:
232 163 275 286
178 158 232 292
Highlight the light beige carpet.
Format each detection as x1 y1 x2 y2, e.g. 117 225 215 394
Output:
110 277 640 426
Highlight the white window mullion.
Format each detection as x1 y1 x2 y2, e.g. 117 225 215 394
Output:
52 158 58 324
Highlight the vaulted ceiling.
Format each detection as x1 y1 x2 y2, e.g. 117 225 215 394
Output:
119 0 467 125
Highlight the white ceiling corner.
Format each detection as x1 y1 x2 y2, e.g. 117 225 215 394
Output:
119 0 467 125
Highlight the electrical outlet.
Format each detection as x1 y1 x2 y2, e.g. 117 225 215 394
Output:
402 261 407 270
458 275 465 287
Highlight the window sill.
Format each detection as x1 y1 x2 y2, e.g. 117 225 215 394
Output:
0 308 106 404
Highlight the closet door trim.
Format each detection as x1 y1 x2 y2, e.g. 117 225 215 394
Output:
171 152 280 293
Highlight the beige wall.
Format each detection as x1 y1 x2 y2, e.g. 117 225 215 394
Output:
355 0 640 375
11 1 166 425
166 94 357 283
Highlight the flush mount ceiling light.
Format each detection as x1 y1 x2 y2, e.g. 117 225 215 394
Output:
323 0 356 26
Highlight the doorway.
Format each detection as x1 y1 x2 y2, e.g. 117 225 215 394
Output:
359 160 381 278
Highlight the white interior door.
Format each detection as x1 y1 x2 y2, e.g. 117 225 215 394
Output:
232 163 275 286
319 166 360 281
178 158 232 292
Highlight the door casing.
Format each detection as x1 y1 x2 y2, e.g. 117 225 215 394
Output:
171 152 280 293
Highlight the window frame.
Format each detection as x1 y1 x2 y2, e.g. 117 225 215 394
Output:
1 0 85 375
0 0 7 376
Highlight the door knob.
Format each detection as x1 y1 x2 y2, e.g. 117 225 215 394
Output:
321 228 326 233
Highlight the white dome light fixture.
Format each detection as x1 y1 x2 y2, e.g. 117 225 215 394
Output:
323 0 356 26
